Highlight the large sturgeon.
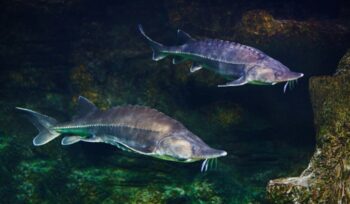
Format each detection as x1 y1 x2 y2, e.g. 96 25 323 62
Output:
17 96 226 171
138 25 303 92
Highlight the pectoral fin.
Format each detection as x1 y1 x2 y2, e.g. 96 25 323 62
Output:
218 76 248 87
190 63 203 73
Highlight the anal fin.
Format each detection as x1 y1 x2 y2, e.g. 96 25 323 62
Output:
218 76 248 87
190 63 203 73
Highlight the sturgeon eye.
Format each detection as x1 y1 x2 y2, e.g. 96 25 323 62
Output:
275 71 282 77
192 145 198 153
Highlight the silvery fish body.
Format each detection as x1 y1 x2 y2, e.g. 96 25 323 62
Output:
138 25 303 91
17 96 226 171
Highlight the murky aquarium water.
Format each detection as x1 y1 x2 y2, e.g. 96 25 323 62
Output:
1 0 349 203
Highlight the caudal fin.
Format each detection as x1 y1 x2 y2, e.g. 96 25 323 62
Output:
138 24 167 61
16 107 60 146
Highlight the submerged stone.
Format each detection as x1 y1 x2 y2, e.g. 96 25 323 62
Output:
267 50 350 203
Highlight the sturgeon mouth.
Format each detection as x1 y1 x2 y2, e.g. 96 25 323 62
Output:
201 158 215 172
283 78 301 93
283 73 304 93
199 150 227 172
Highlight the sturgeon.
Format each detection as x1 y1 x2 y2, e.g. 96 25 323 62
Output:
138 25 304 92
17 96 226 171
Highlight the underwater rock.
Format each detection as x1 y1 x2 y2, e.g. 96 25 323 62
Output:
235 10 348 42
267 50 350 203
336 49 350 75
166 5 349 42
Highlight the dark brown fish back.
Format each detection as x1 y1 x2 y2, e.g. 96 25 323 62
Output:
105 105 184 131
183 39 267 65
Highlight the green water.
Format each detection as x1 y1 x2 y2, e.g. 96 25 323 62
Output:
0 0 348 203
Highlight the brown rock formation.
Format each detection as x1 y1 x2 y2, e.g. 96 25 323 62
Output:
267 50 350 203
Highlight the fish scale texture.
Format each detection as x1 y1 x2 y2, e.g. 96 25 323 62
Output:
182 39 266 64
57 105 187 153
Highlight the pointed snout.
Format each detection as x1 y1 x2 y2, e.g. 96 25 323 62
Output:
290 72 304 80
218 150 227 157
281 71 304 82
198 148 227 159
209 149 227 158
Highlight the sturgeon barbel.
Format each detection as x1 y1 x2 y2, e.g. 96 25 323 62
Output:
138 25 303 92
17 96 226 171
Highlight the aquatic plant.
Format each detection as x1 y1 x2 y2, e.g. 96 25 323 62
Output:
14 160 58 203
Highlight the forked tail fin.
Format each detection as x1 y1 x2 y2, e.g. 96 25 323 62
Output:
16 107 60 146
138 24 167 61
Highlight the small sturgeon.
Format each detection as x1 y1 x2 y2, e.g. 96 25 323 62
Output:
17 96 226 171
138 25 303 92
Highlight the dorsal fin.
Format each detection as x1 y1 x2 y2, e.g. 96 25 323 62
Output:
177 29 195 45
73 96 98 120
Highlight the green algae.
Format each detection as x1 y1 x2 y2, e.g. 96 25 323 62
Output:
0 137 9 153
14 160 59 203
65 167 224 204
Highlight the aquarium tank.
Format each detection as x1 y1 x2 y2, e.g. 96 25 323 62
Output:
0 0 349 203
